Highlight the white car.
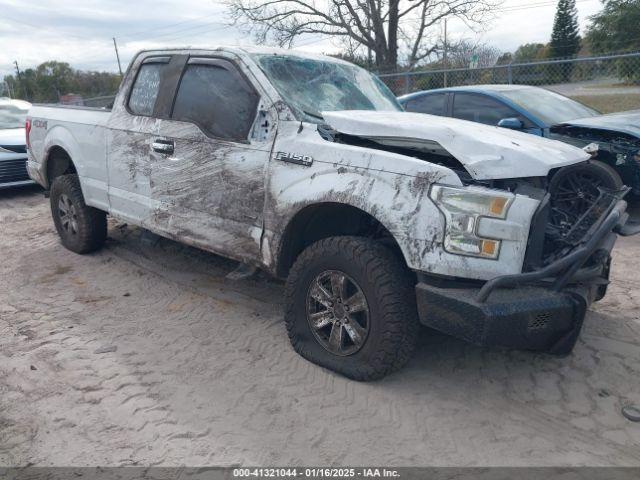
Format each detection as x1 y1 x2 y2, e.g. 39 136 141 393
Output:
25 47 639 380
0 97 32 188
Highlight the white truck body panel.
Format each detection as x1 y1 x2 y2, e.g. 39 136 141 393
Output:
27 106 111 210
265 121 541 279
25 46 594 281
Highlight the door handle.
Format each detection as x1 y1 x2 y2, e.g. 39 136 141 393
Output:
152 138 174 155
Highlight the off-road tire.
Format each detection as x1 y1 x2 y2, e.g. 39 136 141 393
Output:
284 236 420 381
50 174 107 254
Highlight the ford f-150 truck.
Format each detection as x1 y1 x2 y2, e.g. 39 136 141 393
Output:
26 47 639 380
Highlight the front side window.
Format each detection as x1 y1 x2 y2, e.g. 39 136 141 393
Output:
254 54 401 122
129 62 166 116
404 93 447 116
453 93 522 126
171 63 259 141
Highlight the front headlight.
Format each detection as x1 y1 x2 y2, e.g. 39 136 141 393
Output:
430 185 514 260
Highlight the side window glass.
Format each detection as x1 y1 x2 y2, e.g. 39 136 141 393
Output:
405 93 447 116
452 94 521 126
171 63 259 141
128 62 165 116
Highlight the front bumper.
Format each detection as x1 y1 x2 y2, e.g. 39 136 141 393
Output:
415 199 640 354
26 158 46 186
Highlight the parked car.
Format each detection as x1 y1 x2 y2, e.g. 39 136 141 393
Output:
0 98 33 189
26 48 638 380
398 85 640 198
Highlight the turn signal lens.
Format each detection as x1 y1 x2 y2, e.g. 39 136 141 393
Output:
481 240 499 257
490 197 509 216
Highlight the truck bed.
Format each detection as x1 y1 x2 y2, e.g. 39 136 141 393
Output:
30 104 111 127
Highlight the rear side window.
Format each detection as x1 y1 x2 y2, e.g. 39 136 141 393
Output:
452 93 520 126
171 63 259 141
129 62 165 116
404 93 447 116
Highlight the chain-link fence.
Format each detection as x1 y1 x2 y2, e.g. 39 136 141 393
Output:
378 52 640 97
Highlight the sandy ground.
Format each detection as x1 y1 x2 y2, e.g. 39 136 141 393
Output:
1 186 640 467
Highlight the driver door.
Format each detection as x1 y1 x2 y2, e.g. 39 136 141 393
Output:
149 56 274 263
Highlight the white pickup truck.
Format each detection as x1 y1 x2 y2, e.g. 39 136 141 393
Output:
26 47 638 380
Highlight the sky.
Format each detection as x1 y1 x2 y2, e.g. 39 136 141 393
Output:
0 0 605 79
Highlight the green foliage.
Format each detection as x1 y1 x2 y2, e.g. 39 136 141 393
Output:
549 0 581 81
550 0 581 59
2 61 121 103
513 43 549 62
587 0 640 53
496 52 513 65
496 43 549 67
586 0 640 83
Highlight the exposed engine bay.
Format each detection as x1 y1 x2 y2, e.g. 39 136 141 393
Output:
550 125 640 154
550 125 640 194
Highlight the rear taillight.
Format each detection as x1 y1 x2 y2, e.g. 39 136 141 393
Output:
25 118 31 150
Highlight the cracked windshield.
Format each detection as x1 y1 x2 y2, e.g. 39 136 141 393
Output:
255 54 401 121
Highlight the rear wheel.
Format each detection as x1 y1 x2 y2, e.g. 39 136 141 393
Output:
284 236 419 381
50 174 107 254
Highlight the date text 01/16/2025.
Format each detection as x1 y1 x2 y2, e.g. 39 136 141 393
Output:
232 468 400 478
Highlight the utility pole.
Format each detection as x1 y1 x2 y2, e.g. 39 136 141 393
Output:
13 60 24 99
443 19 448 88
113 37 123 76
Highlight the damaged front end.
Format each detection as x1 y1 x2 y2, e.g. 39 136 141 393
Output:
416 187 639 354
550 124 640 195
316 115 639 354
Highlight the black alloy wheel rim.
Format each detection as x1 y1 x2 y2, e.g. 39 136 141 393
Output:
306 270 370 356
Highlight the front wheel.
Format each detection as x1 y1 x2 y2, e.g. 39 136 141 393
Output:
284 236 419 381
50 174 107 254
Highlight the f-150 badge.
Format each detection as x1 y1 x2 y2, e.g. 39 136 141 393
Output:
275 151 314 166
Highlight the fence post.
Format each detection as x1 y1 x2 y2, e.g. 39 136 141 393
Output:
508 64 513 84
404 73 410 94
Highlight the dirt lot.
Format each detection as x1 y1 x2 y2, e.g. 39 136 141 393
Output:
1 186 640 467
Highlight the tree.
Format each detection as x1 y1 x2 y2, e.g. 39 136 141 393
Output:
549 0 580 81
586 0 640 53
587 0 640 83
496 52 513 65
228 0 502 72
446 40 501 69
549 0 581 59
513 43 548 62
2 61 121 103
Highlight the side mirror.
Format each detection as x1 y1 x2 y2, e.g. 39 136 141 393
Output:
498 117 524 130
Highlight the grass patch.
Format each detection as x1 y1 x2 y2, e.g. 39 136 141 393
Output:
571 94 640 113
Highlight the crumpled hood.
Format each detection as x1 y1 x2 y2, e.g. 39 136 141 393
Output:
557 110 640 138
322 110 590 180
